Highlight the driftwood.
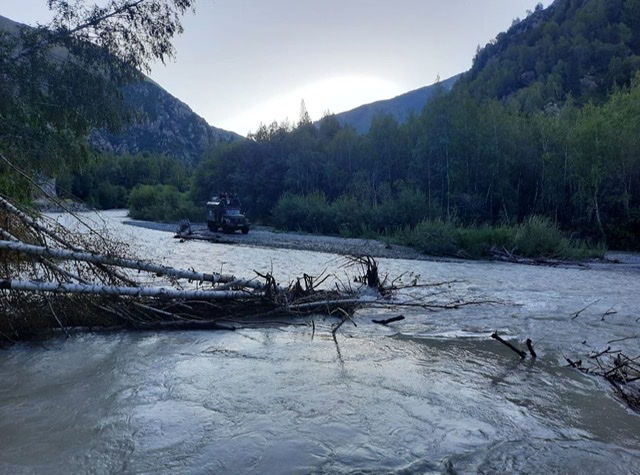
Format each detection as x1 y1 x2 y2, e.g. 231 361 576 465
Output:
489 245 587 268
488 304 639 414
1 194 495 342
491 331 527 359
570 347 640 413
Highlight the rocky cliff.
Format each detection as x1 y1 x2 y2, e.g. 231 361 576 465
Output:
90 79 242 166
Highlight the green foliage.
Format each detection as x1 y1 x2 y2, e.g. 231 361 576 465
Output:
513 216 568 257
59 152 192 209
272 192 333 234
457 225 514 259
391 216 603 260
0 1 195 199
466 0 640 105
404 219 461 256
128 184 201 223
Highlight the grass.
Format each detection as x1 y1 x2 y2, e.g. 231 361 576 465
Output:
390 216 606 260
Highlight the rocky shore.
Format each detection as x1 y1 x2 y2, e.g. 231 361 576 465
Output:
122 219 640 271
123 220 427 261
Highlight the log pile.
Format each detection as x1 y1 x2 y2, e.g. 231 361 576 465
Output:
2 196 459 342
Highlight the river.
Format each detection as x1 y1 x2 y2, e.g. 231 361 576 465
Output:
1 210 639 474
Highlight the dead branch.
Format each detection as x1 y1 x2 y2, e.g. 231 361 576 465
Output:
491 331 527 359
570 299 601 319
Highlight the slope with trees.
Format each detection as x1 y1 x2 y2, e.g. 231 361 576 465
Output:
0 0 198 195
3 0 638 257
190 0 640 254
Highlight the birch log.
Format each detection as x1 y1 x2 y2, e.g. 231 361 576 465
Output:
0 279 261 300
0 240 270 290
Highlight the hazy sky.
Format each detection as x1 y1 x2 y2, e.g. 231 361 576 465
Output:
2 0 550 135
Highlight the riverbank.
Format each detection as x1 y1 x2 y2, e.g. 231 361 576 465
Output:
122 218 640 272
123 219 428 261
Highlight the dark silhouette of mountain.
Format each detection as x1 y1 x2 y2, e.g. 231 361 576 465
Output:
0 14 241 166
332 74 461 133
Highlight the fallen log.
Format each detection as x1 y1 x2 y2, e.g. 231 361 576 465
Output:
0 279 261 299
0 240 270 290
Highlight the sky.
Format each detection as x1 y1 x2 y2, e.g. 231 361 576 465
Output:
1 0 550 136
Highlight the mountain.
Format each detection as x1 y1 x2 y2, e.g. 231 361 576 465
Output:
0 14 241 167
332 74 461 133
460 0 640 107
89 80 242 166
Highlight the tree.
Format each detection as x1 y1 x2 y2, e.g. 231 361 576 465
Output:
0 0 196 197
298 99 312 127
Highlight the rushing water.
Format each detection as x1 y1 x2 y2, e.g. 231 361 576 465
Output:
1 210 639 474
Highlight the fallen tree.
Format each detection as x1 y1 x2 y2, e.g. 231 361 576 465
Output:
1 195 492 342
488 319 640 414
565 347 640 414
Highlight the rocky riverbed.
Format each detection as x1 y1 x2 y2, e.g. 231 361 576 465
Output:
123 220 427 260
122 219 640 272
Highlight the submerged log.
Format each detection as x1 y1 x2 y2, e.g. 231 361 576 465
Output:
372 315 405 325
491 331 527 359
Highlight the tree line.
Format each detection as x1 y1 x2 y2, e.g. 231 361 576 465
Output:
187 75 638 251
3 0 639 256
67 70 639 253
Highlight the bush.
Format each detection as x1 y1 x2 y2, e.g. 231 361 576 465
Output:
331 195 372 237
405 219 461 256
458 224 515 258
513 215 568 257
128 184 202 222
272 192 334 233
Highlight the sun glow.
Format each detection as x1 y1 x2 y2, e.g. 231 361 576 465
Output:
221 75 405 135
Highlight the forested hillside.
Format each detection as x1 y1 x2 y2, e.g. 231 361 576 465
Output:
182 0 640 251
466 0 640 106
3 0 638 254
0 14 239 169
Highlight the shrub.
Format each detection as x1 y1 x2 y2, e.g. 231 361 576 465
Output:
407 219 461 256
513 215 568 257
128 184 202 222
272 192 334 233
331 194 370 237
458 224 515 258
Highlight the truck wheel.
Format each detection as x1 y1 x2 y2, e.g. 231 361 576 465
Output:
207 222 216 231
241 227 249 235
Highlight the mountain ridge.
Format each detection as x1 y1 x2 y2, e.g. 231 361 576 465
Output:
0 14 242 166
332 74 461 133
